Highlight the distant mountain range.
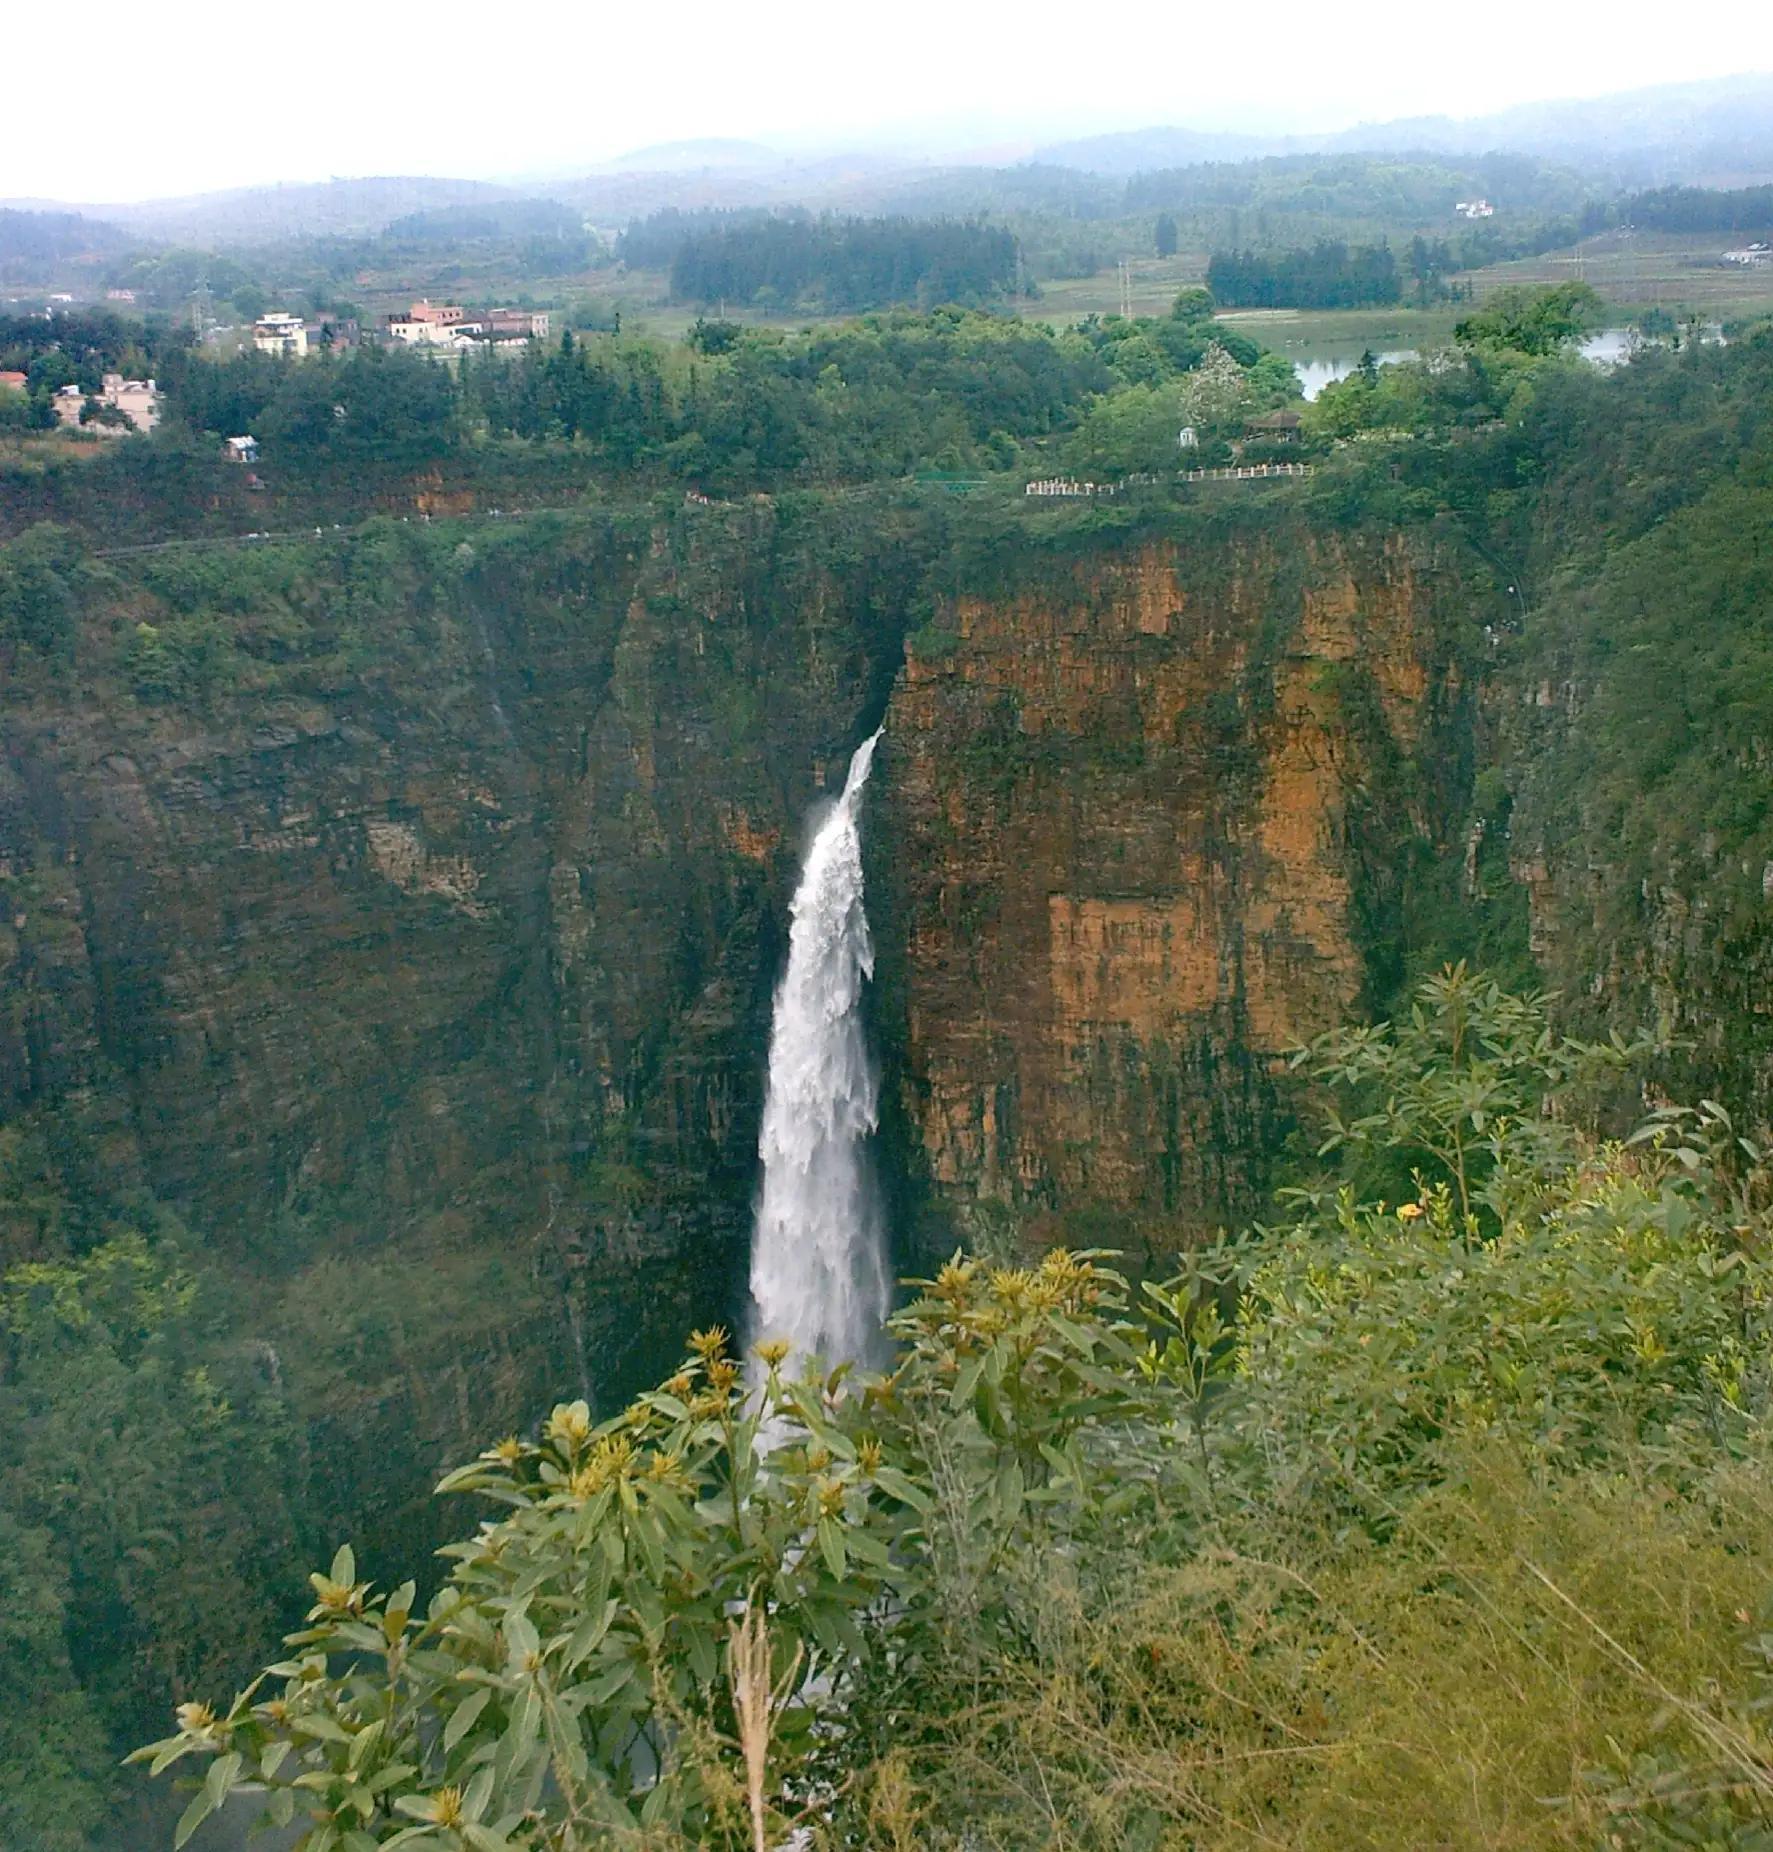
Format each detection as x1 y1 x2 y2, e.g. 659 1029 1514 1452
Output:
0 176 519 247
6 72 1772 251
1035 72 1773 183
598 139 782 173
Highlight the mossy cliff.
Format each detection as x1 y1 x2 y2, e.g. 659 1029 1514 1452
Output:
873 504 1480 1259
0 499 931 1562
1 475 1700 1543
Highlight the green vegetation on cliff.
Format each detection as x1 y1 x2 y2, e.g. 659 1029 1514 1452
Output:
133 973 1773 1849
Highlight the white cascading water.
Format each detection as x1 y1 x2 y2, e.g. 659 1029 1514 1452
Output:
748 730 889 1374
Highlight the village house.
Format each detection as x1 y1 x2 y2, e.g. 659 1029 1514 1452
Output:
1455 199 1495 219
1244 407 1304 442
106 288 137 304
483 307 551 341
51 373 162 434
0 370 27 395
224 435 260 464
386 300 480 346
253 312 309 357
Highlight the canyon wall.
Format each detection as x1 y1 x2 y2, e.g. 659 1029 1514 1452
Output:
0 502 928 1554
878 515 1476 1258
0 494 1483 1547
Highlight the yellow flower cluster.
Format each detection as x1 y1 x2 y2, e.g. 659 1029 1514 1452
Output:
308 1574 367 1618
545 1400 594 1453
688 1325 729 1361
567 1433 634 1498
421 1786 465 1827
928 1247 1102 1322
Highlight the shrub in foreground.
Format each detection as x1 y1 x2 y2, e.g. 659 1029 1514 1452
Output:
138 974 1773 1849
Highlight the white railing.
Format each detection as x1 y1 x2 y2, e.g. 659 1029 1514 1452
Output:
1024 462 1312 498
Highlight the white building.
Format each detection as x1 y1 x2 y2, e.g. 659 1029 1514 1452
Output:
386 300 481 346
51 374 161 434
1455 199 1495 219
253 312 309 357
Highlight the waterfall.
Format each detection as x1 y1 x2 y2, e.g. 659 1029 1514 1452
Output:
748 730 889 1374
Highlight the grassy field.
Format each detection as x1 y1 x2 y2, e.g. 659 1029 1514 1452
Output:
1013 253 1208 323
340 226 1773 355
1216 305 1462 357
1460 230 1773 317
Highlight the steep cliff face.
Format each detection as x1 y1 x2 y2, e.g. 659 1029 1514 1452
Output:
0 502 928 1551
0 493 1481 1542
878 517 1473 1255
1499 471 1773 1132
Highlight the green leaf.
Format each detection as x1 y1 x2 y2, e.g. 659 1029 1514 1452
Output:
871 1466 931 1513
329 1544 355 1588
148 1738 195 1776
463 1762 496 1823
631 1507 666 1582
204 1752 243 1805
574 1655 640 1710
346 1717 382 1770
174 1786 216 1850
291 1713 353 1745
444 1687 492 1752
494 1688 539 1785
502 1608 539 1666
562 1598 620 1669
951 1353 986 1408
817 1515 847 1580
685 1623 718 1685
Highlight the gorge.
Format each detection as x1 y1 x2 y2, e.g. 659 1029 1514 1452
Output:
0 489 1476 1599
6 321 1773 1847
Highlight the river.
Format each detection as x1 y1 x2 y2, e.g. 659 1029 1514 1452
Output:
1289 326 1718 399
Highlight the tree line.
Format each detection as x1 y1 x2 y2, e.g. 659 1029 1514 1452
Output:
620 209 1018 311
1207 239 1402 308
1624 183 1773 233
156 310 1118 492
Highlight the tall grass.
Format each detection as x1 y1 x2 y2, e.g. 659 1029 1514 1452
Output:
851 1443 1773 1849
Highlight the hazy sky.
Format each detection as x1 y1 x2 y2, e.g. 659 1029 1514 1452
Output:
7 0 1772 201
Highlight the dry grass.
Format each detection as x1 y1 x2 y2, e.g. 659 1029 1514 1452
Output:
857 1446 1773 1850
